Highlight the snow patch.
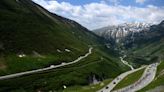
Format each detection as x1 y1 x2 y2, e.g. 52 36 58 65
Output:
18 54 26 58
63 85 67 89
65 49 71 52
57 49 62 53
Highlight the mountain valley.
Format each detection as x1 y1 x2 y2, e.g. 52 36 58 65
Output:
0 0 163 92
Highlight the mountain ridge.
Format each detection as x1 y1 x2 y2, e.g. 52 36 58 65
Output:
94 22 152 43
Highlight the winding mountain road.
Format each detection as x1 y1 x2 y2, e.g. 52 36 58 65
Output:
97 66 146 92
0 47 93 80
113 63 158 92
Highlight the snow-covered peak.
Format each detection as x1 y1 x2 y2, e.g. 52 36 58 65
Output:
94 22 152 43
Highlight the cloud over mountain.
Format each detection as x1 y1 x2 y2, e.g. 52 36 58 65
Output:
33 0 164 30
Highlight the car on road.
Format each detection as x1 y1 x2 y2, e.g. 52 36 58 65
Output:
106 86 109 89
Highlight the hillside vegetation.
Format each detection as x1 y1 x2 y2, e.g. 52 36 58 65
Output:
0 0 106 75
125 21 164 67
0 0 129 91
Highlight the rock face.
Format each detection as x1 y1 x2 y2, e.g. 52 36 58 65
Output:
94 22 151 43
94 21 164 50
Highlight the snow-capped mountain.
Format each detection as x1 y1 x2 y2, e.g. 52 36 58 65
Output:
94 22 152 43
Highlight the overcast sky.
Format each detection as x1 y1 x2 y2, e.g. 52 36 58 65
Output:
33 0 164 30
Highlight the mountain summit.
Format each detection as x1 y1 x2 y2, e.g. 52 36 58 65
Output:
94 22 151 43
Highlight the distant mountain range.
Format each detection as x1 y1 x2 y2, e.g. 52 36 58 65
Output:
94 21 164 65
94 22 152 44
94 22 164 49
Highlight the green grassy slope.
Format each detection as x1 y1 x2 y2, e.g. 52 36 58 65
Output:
126 39 164 67
0 0 107 75
0 0 104 53
125 21 164 67
62 79 113 92
0 0 129 91
113 68 145 90
0 47 128 92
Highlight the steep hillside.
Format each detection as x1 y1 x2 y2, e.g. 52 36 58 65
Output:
0 0 106 74
125 21 164 66
0 0 102 54
0 0 128 91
